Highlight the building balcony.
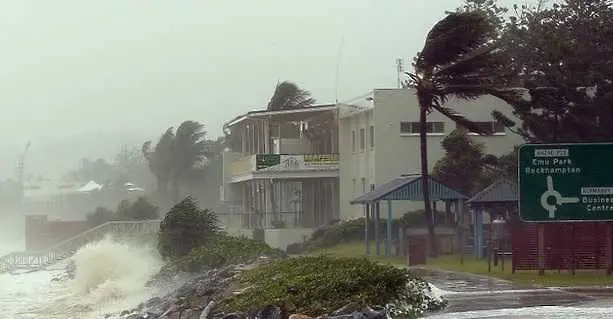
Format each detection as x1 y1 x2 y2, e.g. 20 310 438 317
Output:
227 153 340 182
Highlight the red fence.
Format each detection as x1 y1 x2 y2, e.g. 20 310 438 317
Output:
512 221 613 272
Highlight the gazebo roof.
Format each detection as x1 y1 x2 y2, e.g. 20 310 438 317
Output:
467 179 518 205
350 174 467 204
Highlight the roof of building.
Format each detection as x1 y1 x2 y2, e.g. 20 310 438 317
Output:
467 179 518 205
350 174 467 204
223 104 338 129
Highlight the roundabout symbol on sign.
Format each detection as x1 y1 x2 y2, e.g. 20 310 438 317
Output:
540 175 580 219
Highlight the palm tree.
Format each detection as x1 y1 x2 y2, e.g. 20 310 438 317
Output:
171 120 208 202
142 127 175 199
406 11 511 257
267 81 316 110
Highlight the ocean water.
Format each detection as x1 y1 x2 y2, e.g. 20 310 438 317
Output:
0 236 164 319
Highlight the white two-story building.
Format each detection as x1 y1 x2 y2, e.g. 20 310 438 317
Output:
220 105 340 249
338 88 523 220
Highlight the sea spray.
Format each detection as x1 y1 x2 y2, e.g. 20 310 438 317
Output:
27 235 165 319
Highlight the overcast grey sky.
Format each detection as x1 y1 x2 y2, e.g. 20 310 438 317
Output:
0 0 528 179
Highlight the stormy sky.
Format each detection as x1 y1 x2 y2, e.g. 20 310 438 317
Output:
0 0 526 179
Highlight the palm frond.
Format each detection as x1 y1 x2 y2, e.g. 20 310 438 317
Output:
267 81 316 110
487 87 533 110
433 45 508 80
416 11 497 72
431 104 490 135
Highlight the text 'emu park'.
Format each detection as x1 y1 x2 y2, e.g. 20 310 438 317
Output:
519 143 613 222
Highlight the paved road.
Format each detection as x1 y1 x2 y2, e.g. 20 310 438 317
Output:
414 267 601 315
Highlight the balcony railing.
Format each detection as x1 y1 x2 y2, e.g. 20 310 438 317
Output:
230 153 339 177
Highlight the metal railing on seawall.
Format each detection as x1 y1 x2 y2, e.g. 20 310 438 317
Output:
0 219 161 274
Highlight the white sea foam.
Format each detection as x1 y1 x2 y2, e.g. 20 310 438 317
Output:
1 235 164 319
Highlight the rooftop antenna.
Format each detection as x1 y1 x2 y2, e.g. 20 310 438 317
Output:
335 36 345 103
396 58 404 88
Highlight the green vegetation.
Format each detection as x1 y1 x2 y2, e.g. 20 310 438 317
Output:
151 199 444 318
157 196 222 259
307 241 406 266
406 8 512 258
116 197 159 220
433 129 516 196
219 256 445 318
142 120 226 204
299 212 444 253
170 235 285 272
267 81 316 111
425 255 613 287
86 196 158 226
309 241 613 288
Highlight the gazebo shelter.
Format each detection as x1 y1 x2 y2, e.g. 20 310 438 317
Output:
350 174 468 257
466 179 518 259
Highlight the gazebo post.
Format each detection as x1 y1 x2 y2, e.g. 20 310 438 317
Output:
477 207 485 259
386 200 393 256
473 206 483 259
365 203 370 255
375 201 381 256
457 199 464 264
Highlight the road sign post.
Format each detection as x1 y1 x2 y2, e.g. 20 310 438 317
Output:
519 143 613 222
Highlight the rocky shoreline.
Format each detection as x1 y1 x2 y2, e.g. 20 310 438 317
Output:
86 256 445 319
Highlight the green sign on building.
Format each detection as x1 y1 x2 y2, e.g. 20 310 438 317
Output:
519 143 613 222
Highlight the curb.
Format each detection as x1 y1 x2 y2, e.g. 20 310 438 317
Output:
556 286 613 294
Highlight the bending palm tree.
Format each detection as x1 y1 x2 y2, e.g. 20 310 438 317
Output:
142 128 175 200
267 81 316 110
172 120 208 202
406 11 511 257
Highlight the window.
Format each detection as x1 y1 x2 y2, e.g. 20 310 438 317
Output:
352 179 356 195
361 178 366 194
370 183 376 191
359 128 365 151
457 121 505 135
369 126 374 148
400 121 445 134
351 130 356 152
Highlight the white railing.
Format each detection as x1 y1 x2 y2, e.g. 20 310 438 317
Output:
0 219 161 273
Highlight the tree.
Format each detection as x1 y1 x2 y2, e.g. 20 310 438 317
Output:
432 129 487 196
114 145 154 190
157 196 222 259
267 81 316 110
406 11 511 257
171 121 208 202
65 158 117 184
452 0 508 28
116 197 158 220
143 121 209 204
433 129 518 197
142 128 175 199
493 0 613 143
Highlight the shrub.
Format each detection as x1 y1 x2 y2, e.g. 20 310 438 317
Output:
218 256 445 318
117 197 159 220
303 210 454 251
304 218 401 250
157 196 223 259
171 235 286 272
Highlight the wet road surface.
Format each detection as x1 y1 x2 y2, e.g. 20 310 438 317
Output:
414 267 613 317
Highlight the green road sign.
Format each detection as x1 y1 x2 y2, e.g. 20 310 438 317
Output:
519 143 613 222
